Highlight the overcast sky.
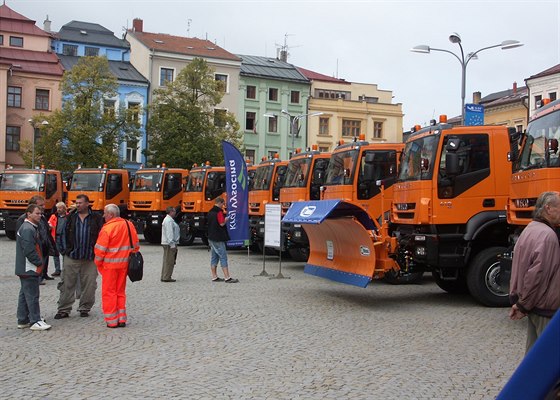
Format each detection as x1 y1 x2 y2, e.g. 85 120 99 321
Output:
9 0 560 129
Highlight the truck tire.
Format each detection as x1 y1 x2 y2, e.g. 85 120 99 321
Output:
143 227 161 244
384 269 424 284
432 270 469 294
180 231 195 246
5 229 16 240
288 247 309 262
467 246 510 307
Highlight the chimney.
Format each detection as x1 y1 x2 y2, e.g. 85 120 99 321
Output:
513 81 517 95
43 15 51 32
132 18 143 33
280 50 288 62
473 91 481 104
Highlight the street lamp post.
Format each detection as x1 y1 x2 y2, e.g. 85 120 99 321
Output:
28 119 49 169
264 110 324 158
411 33 523 125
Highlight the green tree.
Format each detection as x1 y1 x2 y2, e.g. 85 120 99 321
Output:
21 56 141 171
146 58 241 169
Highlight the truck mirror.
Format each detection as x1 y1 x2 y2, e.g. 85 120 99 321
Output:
364 152 375 164
344 168 351 177
445 153 460 176
420 158 430 171
446 138 462 152
549 138 558 154
363 163 375 180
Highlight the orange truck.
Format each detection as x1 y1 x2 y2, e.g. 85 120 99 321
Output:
180 163 226 245
280 146 330 261
67 165 130 215
0 166 65 240
390 118 520 306
128 164 188 244
248 155 288 253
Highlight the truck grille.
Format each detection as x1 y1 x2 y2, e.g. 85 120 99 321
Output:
131 201 152 209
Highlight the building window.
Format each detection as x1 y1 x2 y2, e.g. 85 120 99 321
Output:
373 121 383 139
549 92 557 102
319 146 330 153
215 74 228 93
214 109 227 127
62 44 78 56
534 95 542 108
85 46 99 56
127 102 140 123
0 35 3 45
359 95 379 104
268 88 278 101
8 86 22 107
290 91 300 104
246 85 256 99
6 126 21 151
245 149 255 164
268 116 278 133
342 119 361 137
516 124 524 133
319 117 329 135
315 89 350 100
126 139 138 162
35 89 50 110
268 151 277 158
9 36 23 47
34 127 42 144
160 68 174 86
104 99 116 116
246 112 256 132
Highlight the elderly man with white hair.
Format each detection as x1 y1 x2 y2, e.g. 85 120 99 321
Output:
94 204 139 328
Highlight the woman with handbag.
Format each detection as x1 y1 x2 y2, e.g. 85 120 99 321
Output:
94 204 140 328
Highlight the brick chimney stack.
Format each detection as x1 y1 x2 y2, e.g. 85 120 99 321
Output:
473 91 481 104
132 18 143 33
513 81 517 95
43 15 51 32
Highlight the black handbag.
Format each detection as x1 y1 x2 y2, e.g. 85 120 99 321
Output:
125 221 143 282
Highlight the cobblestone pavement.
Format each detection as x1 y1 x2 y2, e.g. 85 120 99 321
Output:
0 232 525 399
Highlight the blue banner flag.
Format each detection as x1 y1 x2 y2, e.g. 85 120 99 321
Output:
221 141 250 247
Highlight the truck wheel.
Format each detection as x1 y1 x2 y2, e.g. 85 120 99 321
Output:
288 247 309 262
5 230 16 240
384 269 424 284
432 270 469 294
467 246 510 307
180 231 195 246
143 227 161 244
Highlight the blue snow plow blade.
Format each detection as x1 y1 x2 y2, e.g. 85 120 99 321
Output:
283 200 375 230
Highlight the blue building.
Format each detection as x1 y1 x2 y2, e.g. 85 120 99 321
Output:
52 20 149 171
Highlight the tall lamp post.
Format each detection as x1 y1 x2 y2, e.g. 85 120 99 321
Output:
264 110 323 157
411 33 523 125
28 119 49 169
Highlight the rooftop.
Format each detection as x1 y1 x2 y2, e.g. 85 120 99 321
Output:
56 20 129 49
238 55 309 83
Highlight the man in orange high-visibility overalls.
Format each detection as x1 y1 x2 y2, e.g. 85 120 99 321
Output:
94 204 139 328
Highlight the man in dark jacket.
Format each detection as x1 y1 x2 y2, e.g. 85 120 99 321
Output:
54 194 104 319
16 204 51 330
207 197 238 283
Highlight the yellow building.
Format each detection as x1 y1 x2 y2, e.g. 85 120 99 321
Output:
297 67 403 152
0 4 63 168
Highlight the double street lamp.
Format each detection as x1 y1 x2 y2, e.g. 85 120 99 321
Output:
411 33 523 125
28 119 49 169
264 110 324 157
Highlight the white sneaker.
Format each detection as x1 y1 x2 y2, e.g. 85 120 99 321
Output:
30 320 51 331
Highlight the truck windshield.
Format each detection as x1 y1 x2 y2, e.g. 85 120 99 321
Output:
516 109 560 171
70 173 105 191
186 171 205 192
325 149 358 185
132 172 163 192
284 157 312 188
252 165 274 191
398 135 439 181
0 173 44 191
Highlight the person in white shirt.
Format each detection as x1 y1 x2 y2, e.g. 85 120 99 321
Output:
160 206 180 282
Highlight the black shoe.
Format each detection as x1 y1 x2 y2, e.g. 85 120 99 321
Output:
225 278 239 283
212 277 225 282
80 311 89 317
51 271 61 277
54 312 69 319
118 322 126 328
161 279 176 282
43 275 55 280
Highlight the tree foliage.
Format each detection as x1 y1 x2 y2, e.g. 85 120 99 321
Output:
146 58 241 169
22 56 141 171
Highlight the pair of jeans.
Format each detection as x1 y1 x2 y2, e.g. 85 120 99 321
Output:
208 240 228 268
17 276 41 325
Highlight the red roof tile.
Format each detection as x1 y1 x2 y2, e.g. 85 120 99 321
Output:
0 48 63 76
128 31 240 62
0 4 49 37
297 66 349 84
528 63 560 80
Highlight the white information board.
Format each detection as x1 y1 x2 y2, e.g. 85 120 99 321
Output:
264 203 282 248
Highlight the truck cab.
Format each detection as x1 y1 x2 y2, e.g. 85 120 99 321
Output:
180 163 226 245
128 164 188 243
0 166 64 240
67 165 130 215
